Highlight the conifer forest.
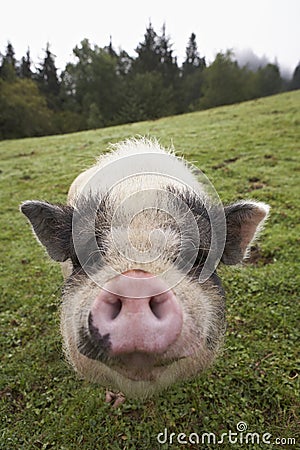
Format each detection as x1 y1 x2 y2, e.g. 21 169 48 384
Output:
1 23 299 140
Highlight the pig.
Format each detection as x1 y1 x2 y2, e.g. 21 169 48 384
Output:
20 137 269 403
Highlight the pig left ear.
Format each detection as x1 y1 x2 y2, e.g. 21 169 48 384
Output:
20 200 74 262
222 201 270 265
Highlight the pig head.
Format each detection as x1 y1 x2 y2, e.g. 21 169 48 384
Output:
20 138 269 399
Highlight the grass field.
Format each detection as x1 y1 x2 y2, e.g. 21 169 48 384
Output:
1 91 299 449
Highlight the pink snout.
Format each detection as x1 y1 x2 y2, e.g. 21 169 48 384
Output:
90 270 183 355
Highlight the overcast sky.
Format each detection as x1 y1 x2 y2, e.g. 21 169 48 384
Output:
1 0 299 75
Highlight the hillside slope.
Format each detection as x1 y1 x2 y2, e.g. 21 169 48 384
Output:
1 91 299 449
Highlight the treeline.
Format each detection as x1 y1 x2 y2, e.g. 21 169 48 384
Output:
1 23 300 140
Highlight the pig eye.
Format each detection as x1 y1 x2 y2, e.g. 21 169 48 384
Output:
70 236 104 272
174 245 207 274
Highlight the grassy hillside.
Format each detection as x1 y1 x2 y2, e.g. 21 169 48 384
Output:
1 92 299 449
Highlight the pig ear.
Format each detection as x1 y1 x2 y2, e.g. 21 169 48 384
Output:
20 200 73 262
222 201 270 265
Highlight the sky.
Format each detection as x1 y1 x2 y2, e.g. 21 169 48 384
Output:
1 0 299 76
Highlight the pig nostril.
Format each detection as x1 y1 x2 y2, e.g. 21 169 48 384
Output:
110 299 122 320
149 296 163 319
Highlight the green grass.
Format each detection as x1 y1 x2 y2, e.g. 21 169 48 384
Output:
1 92 299 449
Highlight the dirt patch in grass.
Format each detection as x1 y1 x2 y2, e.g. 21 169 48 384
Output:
246 244 274 266
212 156 239 169
247 176 268 191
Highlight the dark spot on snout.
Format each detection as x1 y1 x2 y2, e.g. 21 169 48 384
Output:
77 312 111 362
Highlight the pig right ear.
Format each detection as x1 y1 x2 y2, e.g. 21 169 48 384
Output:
20 200 74 262
222 201 270 265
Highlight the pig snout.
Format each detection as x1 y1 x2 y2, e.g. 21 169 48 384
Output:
89 270 183 356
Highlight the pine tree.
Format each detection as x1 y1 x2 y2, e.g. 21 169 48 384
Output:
158 24 172 65
38 43 60 109
182 33 206 76
157 23 179 84
19 49 33 79
178 34 206 113
116 50 133 76
0 42 17 81
290 62 300 90
104 36 117 58
255 63 282 97
133 22 160 73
